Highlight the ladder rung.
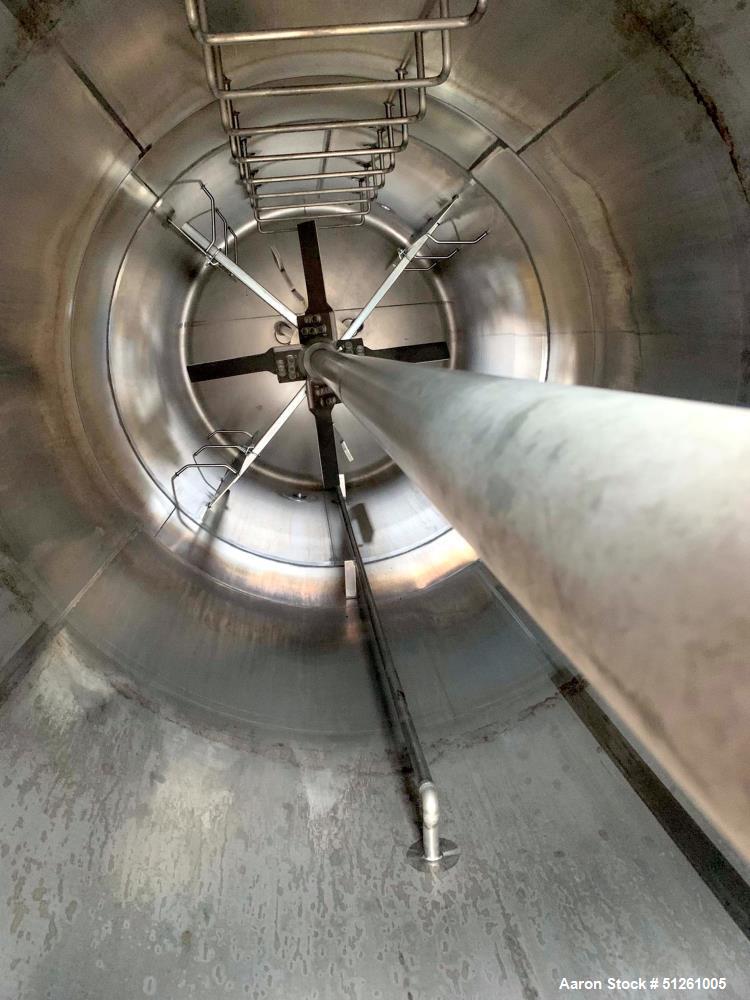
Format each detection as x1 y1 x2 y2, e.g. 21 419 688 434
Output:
186 0 487 46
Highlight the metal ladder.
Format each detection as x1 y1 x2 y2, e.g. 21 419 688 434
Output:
183 0 488 232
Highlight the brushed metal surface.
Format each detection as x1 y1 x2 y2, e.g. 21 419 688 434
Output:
1 623 749 999
1 0 750 994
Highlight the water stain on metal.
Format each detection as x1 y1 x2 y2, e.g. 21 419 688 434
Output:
614 1 749 203
0 538 35 618
4 0 74 45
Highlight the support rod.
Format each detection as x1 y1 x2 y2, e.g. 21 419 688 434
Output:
336 487 443 864
207 389 305 508
345 197 457 339
305 344 750 861
181 222 298 327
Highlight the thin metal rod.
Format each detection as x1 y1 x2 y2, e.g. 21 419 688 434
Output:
257 213 368 234
186 0 486 44
206 429 256 445
256 206 371 226
255 179 375 217
228 95 426 138
316 126 334 194
252 184 378 200
405 249 459 260
428 229 488 245
217 70 442 100
403 247 459 269
256 196 373 214
248 162 396 186
256 206 372 224
238 138 407 165
245 121 397 190
386 3 436 105
171 462 236 518
247 164 386 197
181 222 298 326
197 21 449 101
336 487 442 863
192 442 250 491
345 197 458 338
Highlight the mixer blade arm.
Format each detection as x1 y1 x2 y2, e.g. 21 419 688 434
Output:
313 409 341 490
187 349 277 383
365 342 449 363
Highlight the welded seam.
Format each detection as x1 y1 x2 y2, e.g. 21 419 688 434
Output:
0 526 140 703
466 137 507 173
468 159 600 383
555 668 750 941
57 44 148 155
516 66 623 156
131 171 160 201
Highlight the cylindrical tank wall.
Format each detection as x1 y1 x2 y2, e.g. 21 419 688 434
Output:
0 1 749 997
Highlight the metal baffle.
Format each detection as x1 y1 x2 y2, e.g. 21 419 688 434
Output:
303 342 750 862
336 487 459 872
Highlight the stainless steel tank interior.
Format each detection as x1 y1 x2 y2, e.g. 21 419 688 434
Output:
0 1 749 997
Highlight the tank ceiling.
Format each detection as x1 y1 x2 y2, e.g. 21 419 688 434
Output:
0 1 749 997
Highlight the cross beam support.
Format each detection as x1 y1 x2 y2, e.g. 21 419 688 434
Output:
186 341 449 383
297 221 332 317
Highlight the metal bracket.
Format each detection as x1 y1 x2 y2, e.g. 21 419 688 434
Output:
336 338 366 357
400 246 459 271
297 310 338 346
306 378 339 413
272 346 306 383
171 429 257 514
166 179 237 264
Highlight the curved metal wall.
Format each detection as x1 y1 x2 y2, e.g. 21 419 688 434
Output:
0 2 749 997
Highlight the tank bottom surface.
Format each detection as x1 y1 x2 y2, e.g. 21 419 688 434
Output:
1 622 749 1000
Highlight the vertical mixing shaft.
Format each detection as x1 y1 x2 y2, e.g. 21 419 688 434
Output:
304 341 750 861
